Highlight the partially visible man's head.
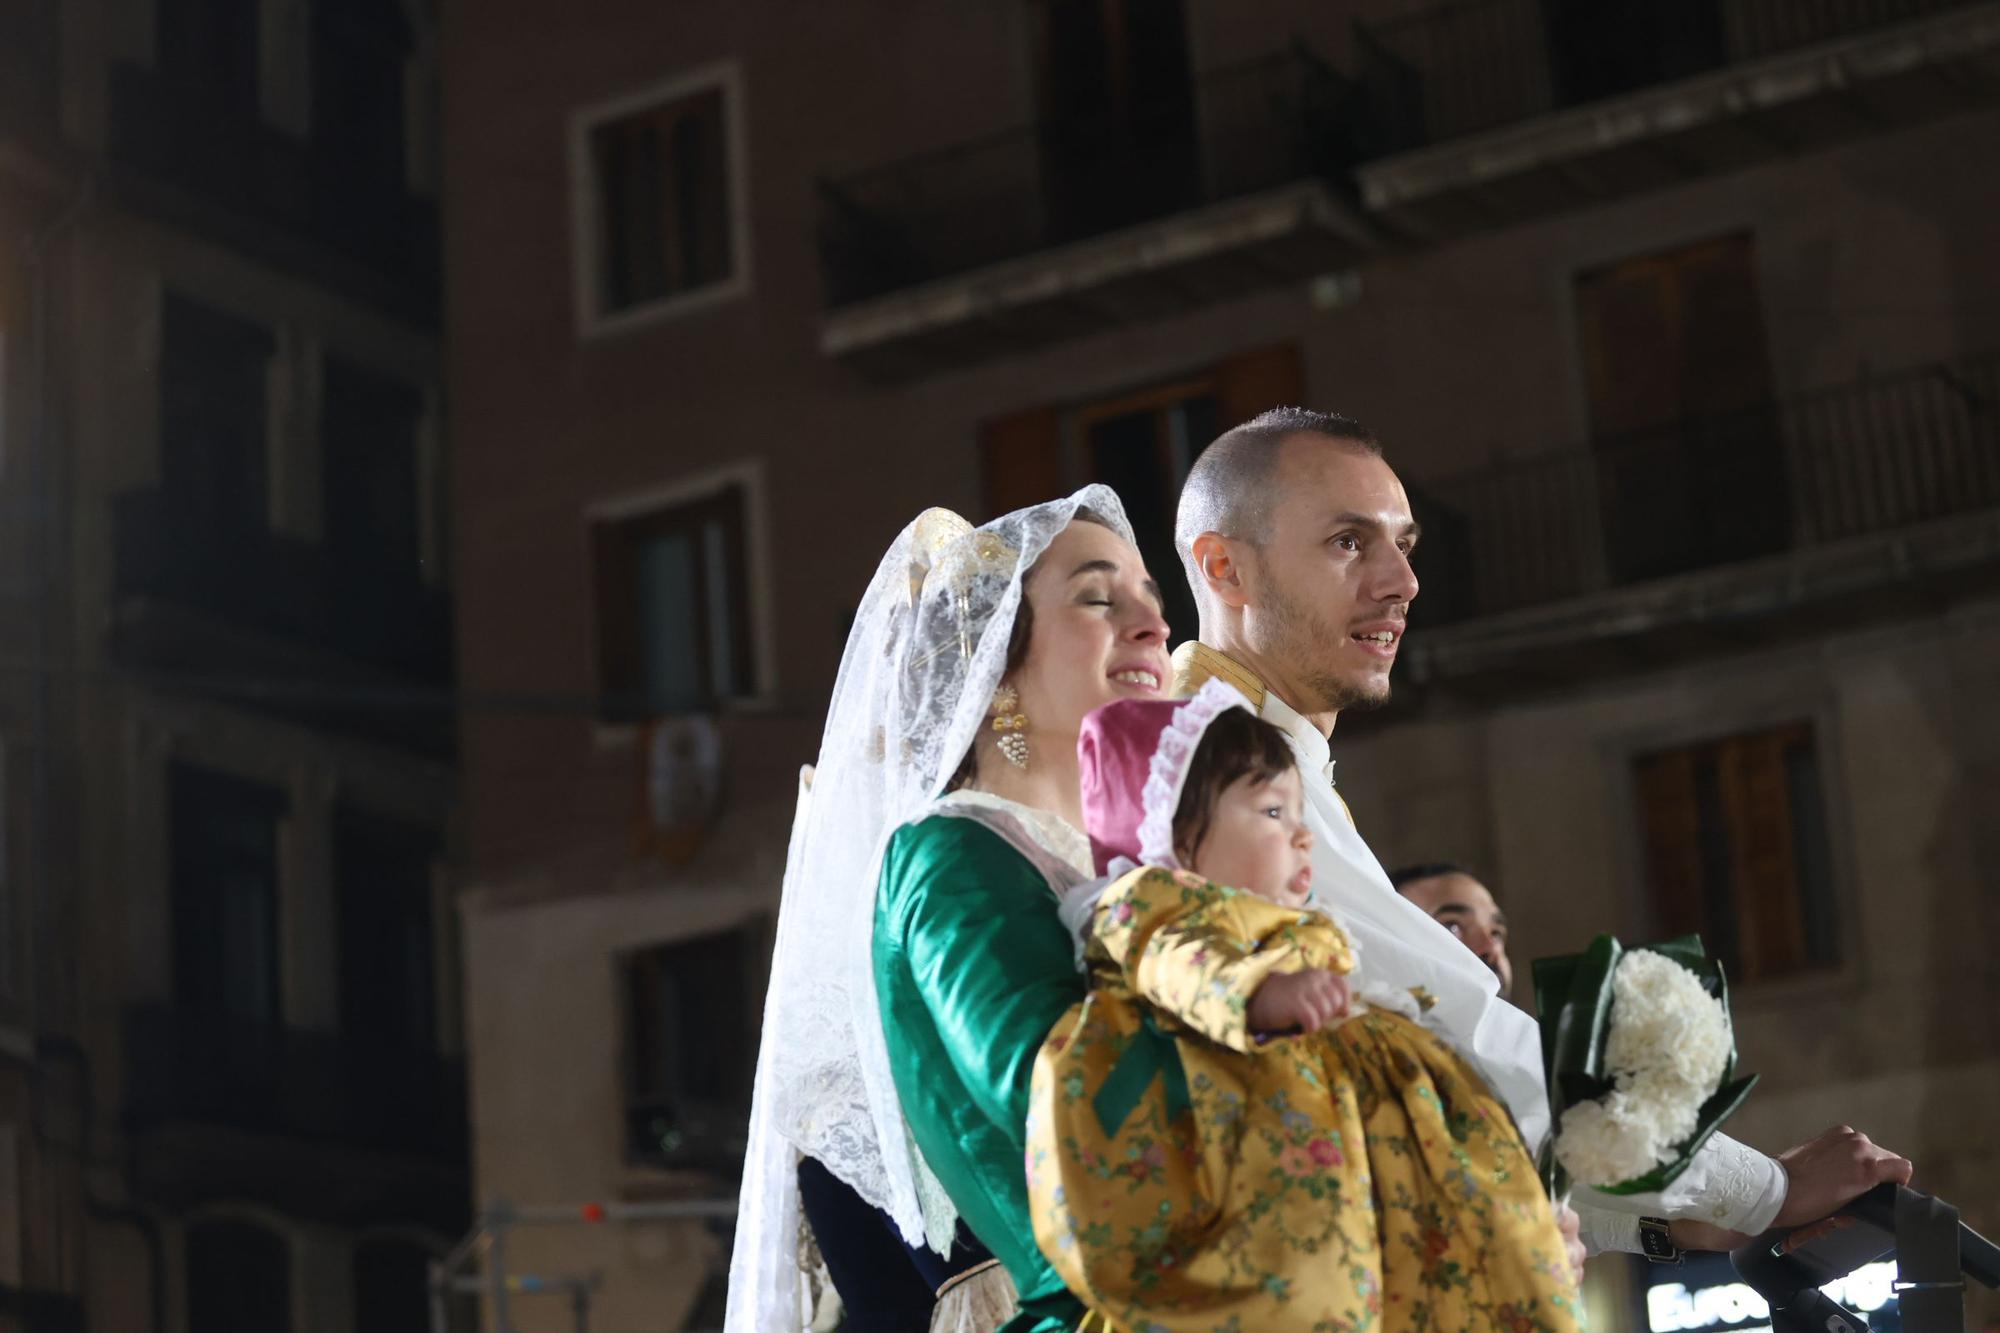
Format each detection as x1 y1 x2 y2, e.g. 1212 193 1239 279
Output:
1175 407 1418 716
1389 863 1511 995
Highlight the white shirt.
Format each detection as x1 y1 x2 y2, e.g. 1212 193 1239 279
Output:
1173 643 1788 1253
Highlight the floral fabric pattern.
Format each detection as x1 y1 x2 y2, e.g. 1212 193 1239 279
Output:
1027 868 1582 1332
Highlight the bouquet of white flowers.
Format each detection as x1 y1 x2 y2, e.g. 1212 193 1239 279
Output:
1532 934 1758 1198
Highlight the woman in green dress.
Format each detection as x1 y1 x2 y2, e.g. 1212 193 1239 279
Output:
730 486 1170 1333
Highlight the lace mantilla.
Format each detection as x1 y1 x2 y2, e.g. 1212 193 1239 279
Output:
727 487 1136 1333
933 788 1094 884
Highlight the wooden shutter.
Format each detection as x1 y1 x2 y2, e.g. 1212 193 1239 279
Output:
1214 343 1305 430
978 406 1064 520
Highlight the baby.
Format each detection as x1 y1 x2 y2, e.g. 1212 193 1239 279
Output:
1026 681 1579 1333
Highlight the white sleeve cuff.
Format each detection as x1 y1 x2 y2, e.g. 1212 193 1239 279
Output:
1573 1132 1788 1235
1576 1204 1642 1256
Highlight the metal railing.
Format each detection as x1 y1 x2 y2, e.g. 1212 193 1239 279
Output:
817 45 1411 306
1412 357 2000 620
123 1004 469 1163
1363 0 1980 145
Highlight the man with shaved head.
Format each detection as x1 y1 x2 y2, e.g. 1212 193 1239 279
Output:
1173 407 1911 1265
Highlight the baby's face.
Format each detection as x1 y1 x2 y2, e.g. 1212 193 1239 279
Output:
1187 766 1314 907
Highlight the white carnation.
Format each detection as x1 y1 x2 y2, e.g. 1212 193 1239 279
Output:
1552 949 1734 1187
1553 1099 1662 1185
1603 950 1731 1094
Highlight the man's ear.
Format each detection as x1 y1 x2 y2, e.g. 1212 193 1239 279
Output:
1190 532 1251 610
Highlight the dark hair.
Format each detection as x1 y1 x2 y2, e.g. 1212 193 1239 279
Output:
1169 707 1297 863
1387 861 1483 894
1174 406 1382 603
947 507 1116 790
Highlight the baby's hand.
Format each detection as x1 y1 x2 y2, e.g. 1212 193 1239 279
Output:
1247 969 1351 1035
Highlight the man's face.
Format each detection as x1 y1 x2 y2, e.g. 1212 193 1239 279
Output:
1399 872 1512 994
1242 440 1420 716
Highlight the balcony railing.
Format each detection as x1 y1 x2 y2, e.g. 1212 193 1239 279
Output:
108 64 438 307
1413 356 2000 621
0 0 59 138
818 45 1417 307
1363 0 1978 146
112 489 453 685
123 1004 467 1164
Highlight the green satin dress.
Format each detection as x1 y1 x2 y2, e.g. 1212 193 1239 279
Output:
874 813 1088 1333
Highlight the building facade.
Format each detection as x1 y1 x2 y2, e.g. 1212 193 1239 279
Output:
1 2 461 1330
441 1 2000 1327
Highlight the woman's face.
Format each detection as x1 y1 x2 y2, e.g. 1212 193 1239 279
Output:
1009 520 1173 747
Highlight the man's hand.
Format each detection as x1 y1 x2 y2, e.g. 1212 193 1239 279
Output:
1771 1125 1913 1229
1556 1202 1586 1286
1247 969 1351 1035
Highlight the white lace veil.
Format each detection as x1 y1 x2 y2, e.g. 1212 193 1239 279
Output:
726 485 1137 1333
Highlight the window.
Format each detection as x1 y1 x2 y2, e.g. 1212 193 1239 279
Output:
1575 233 1787 583
160 293 274 534
621 923 763 1169
186 1217 290 1333
169 763 287 1025
312 3 410 190
591 484 757 721
156 0 260 114
1632 722 1839 985
577 66 744 328
321 356 425 584
354 1238 447 1333
1029 0 1198 239
980 343 1303 644
335 806 439 1052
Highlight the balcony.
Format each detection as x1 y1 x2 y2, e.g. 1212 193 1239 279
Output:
0 0 59 145
110 490 454 751
1356 0 2000 240
817 47 1405 379
112 490 450 680
122 1005 468 1228
1404 355 2000 688
107 64 439 320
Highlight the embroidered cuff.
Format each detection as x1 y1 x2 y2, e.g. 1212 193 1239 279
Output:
1576 1204 1643 1256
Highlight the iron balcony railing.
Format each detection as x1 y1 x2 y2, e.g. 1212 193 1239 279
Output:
1363 0 1978 146
817 44 1419 307
1411 356 2000 622
123 1004 469 1164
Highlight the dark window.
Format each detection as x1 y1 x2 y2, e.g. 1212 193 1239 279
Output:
1030 0 1198 238
1633 722 1839 985
1073 383 1219 644
979 344 1303 647
590 84 733 315
591 486 756 720
622 924 763 1169
156 0 260 114
161 294 274 535
1575 232 1786 583
335 806 439 1051
321 356 425 584
187 1217 290 1333
354 1238 449 1333
170 764 287 1025
313 3 409 189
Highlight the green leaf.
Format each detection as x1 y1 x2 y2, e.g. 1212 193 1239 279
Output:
1543 935 1621 1119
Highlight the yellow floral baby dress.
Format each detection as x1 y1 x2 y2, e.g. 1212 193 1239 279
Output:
1026 866 1582 1333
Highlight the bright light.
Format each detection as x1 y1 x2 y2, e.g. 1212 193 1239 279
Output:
1647 1262 1898 1331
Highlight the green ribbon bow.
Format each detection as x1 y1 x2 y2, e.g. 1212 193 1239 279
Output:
1093 1015 1192 1137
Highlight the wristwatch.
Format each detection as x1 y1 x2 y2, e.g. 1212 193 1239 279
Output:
1639 1216 1683 1265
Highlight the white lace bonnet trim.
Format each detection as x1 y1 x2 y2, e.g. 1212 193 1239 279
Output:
1134 678 1255 869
